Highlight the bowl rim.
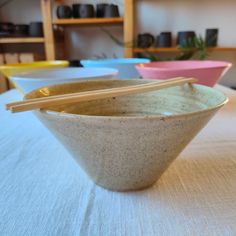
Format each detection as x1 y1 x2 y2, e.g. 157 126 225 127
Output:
0 60 69 69
136 60 232 71
25 79 228 121
9 67 119 82
81 58 151 65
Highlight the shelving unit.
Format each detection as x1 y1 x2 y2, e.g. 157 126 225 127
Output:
40 0 130 60
0 37 45 44
35 0 236 59
0 0 55 60
124 0 236 57
133 47 236 53
53 18 124 25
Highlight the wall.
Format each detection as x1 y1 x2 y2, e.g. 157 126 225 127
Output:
0 0 235 87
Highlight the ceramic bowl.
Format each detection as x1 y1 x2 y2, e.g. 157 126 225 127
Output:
81 58 150 79
25 79 227 191
136 60 232 87
0 60 69 78
9 67 118 94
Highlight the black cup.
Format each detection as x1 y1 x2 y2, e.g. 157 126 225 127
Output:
13 24 29 36
157 32 172 47
96 3 108 17
177 31 196 46
137 33 154 48
205 28 218 47
79 4 95 18
0 22 14 34
72 4 81 18
69 60 82 67
57 5 72 19
104 4 120 18
29 22 43 37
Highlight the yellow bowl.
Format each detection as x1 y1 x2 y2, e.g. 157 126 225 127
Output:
0 60 69 78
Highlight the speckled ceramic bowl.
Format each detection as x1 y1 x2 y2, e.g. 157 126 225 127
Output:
25 80 228 191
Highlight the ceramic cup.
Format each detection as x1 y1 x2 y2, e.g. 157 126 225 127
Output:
205 28 218 47
157 32 172 47
13 24 29 36
104 4 120 17
56 5 72 19
72 4 81 18
177 31 196 46
79 4 95 18
29 22 43 37
69 60 82 67
137 33 155 48
96 3 108 17
0 22 14 34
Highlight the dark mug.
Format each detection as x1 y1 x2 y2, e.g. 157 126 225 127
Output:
0 22 14 34
29 22 43 37
56 5 72 19
137 33 155 48
205 28 218 47
96 3 108 18
177 31 196 46
104 4 120 17
72 4 81 18
69 60 82 67
13 24 29 36
79 4 95 18
157 32 172 47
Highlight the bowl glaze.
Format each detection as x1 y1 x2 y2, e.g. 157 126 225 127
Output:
81 58 150 79
9 67 118 94
25 79 228 191
136 60 232 87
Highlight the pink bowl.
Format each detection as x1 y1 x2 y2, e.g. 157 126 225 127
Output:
136 60 232 87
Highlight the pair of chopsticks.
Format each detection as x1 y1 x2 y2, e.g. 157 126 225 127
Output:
6 77 197 113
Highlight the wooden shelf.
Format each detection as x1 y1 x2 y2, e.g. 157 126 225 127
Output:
53 17 124 26
0 37 45 44
133 47 236 53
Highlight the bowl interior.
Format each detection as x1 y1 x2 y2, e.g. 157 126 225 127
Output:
138 60 231 70
10 67 118 81
25 80 227 118
0 60 69 77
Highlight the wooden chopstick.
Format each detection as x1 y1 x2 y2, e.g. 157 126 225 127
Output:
6 76 188 110
6 77 197 113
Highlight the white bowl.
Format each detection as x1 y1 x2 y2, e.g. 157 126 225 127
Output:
80 58 150 79
9 67 118 94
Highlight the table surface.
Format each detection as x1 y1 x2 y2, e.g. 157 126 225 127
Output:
0 85 236 236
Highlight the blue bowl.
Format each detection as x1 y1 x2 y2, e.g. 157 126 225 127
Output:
80 58 150 79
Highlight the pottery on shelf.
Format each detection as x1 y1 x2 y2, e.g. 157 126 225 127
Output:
104 4 120 18
79 4 95 18
137 33 155 48
29 22 43 37
13 24 29 36
205 28 218 47
157 32 172 47
96 3 108 17
0 22 14 35
177 31 196 46
72 4 81 18
56 5 72 19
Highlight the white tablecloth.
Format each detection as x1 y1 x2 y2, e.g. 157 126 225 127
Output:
0 85 236 236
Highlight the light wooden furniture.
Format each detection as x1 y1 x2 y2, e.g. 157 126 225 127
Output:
1 1 235 65
124 0 236 57
41 0 236 59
